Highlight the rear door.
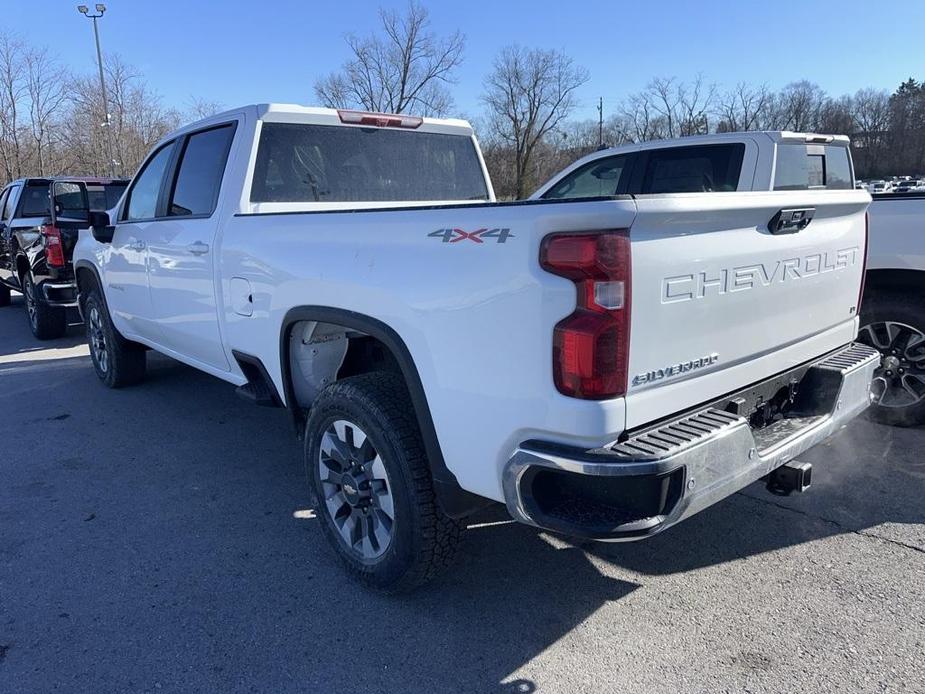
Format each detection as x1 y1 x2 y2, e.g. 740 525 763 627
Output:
144 122 236 371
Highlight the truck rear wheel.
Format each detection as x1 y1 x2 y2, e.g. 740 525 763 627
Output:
304 373 463 592
84 288 147 388
23 272 67 340
858 291 925 427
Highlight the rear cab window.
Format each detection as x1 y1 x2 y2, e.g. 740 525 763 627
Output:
250 122 489 204
773 144 853 191
86 183 128 211
17 183 52 218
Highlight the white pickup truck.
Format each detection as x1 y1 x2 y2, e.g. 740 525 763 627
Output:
859 192 925 426
536 135 924 429
62 107 878 591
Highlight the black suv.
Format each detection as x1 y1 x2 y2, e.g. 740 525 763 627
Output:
0 176 128 339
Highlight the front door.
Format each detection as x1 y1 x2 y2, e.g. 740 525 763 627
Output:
106 140 177 341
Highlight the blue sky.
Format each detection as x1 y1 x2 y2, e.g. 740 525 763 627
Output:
10 0 925 122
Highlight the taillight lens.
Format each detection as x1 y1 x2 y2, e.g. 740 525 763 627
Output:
540 230 631 399
42 224 66 268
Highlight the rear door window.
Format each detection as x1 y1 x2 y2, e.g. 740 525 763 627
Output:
774 144 853 190
541 155 630 199
167 124 236 217
636 144 745 194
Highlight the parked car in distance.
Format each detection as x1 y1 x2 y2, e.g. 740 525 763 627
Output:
65 110 876 591
860 191 925 426
894 179 922 193
869 180 892 194
0 176 128 339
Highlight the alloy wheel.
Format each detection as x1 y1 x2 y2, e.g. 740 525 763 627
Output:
88 306 109 374
859 321 925 408
318 419 395 560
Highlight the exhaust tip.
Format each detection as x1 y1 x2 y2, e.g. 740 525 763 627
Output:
765 461 812 496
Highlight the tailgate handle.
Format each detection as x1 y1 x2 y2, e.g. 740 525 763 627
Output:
768 208 815 234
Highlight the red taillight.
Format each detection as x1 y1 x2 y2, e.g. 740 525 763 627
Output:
337 109 423 129
42 224 66 268
858 211 869 312
540 230 631 399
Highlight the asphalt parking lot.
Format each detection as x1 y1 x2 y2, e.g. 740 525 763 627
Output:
1 296 923 694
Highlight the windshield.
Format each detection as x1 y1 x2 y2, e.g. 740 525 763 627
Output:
250 123 489 204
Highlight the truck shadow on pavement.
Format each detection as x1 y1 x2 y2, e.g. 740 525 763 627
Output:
1 323 923 692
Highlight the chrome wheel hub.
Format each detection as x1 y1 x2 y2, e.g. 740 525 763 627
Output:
859 321 925 408
88 306 109 374
318 419 394 560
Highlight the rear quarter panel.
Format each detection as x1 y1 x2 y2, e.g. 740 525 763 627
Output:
217 200 637 501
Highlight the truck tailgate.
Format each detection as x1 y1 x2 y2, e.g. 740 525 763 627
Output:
625 190 870 428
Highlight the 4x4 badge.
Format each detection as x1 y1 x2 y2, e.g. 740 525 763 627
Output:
428 228 514 244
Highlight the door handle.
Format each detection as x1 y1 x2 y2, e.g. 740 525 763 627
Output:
768 208 815 234
187 241 210 255
127 239 146 251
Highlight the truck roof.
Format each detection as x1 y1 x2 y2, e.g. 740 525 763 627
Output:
8 176 129 186
165 103 476 141
585 130 850 159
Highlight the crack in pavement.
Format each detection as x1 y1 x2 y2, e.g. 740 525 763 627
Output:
738 490 925 556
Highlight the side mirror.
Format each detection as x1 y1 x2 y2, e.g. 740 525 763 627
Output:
89 209 115 243
50 180 91 229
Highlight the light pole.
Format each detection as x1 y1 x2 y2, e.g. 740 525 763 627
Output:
78 4 117 177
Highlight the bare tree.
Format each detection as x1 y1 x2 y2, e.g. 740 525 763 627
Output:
24 48 68 175
0 35 27 181
677 75 716 136
776 80 827 131
482 45 589 198
62 54 180 176
187 96 224 121
716 82 773 132
314 2 464 117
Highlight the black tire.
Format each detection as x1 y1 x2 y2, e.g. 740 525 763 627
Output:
858 290 925 427
0 283 10 307
304 373 463 592
22 272 66 340
83 288 146 388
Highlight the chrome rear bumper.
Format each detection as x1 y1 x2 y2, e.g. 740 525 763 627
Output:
502 343 879 541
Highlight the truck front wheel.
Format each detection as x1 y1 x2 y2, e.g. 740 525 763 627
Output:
304 373 463 592
83 288 146 388
859 291 925 427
